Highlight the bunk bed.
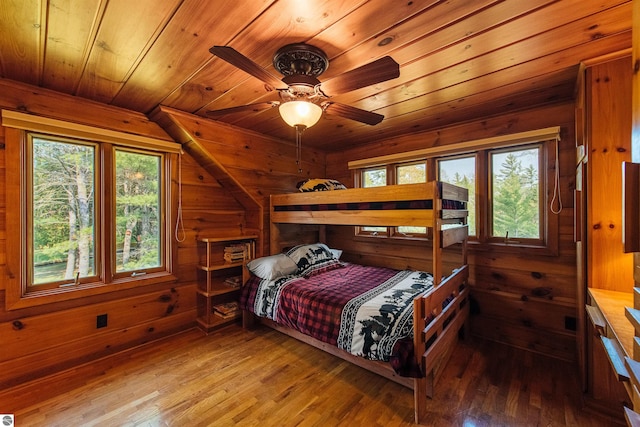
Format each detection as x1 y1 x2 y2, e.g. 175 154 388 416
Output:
241 181 469 424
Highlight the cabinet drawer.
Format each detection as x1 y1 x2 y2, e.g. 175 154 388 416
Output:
625 406 640 427
601 335 630 382
586 304 606 336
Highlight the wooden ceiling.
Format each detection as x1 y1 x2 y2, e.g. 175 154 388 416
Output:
0 0 631 152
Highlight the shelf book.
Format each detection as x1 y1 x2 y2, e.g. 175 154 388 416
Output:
196 235 257 333
213 302 241 319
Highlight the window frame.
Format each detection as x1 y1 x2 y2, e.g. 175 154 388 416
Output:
487 143 545 245
26 134 101 292
356 160 429 239
111 146 167 280
437 153 477 237
356 166 390 237
355 139 559 256
5 121 178 311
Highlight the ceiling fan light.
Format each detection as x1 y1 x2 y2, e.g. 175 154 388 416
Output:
279 101 322 128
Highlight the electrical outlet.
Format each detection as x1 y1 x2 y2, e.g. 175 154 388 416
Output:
96 313 108 329
564 316 576 331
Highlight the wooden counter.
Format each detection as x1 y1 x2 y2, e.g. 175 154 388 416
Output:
589 288 634 359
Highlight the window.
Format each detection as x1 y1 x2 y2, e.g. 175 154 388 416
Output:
114 149 163 274
360 167 388 235
4 110 178 309
356 162 428 238
352 128 559 255
438 156 476 236
490 146 541 242
29 137 98 289
437 144 547 249
396 163 427 236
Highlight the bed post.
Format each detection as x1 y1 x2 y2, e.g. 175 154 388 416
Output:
413 275 432 423
432 181 442 286
414 371 433 423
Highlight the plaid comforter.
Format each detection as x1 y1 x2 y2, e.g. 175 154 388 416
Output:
240 262 433 377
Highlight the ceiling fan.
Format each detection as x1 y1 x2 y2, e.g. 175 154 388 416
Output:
207 43 400 171
207 43 400 127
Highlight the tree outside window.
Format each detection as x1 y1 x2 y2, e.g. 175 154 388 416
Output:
115 150 161 273
354 139 552 253
361 167 387 234
31 138 96 286
438 156 476 236
491 148 540 239
28 137 164 291
397 163 427 235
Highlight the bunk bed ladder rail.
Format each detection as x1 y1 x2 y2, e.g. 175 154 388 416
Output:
412 264 470 423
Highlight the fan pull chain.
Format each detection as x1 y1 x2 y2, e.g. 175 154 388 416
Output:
295 125 305 173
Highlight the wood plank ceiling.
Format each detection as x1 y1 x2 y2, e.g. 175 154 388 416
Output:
0 0 632 152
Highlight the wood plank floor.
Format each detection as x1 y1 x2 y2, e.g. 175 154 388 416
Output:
3 325 622 426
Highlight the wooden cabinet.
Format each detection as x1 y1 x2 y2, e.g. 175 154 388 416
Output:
196 235 257 333
585 289 633 416
577 53 634 421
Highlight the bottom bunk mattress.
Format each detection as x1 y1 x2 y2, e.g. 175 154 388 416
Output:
240 262 434 377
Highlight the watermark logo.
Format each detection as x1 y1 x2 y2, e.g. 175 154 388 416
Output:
0 415 14 426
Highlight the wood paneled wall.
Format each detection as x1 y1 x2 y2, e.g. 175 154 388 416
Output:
325 102 578 361
150 107 326 257
0 78 317 389
0 74 583 387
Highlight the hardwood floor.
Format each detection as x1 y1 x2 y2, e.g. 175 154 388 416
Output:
3 325 622 426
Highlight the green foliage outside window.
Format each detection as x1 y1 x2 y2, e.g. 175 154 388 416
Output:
32 138 95 284
362 168 387 232
491 149 540 239
439 157 476 236
31 138 162 286
397 163 427 235
115 150 161 272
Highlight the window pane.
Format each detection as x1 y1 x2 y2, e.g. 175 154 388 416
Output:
439 156 476 236
115 150 161 272
491 148 540 239
362 167 386 187
397 163 425 184
31 138 95 285
362 168 386 232
397 163 426 234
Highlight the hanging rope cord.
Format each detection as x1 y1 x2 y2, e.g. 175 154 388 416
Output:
550 136 562 215
174 150 186 242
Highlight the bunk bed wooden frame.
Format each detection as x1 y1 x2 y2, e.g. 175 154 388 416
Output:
259 181 469 424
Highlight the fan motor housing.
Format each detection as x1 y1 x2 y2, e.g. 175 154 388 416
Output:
273 43 329 79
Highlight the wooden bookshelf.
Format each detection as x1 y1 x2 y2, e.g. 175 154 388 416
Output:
196 235 257 333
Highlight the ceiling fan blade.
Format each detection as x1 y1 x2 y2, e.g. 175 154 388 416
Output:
206 102 279 117
209 46 287 90
320 56 400 96
324 102 384 125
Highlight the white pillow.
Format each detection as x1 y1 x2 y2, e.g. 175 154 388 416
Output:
330 248 343 260
246 254 298 281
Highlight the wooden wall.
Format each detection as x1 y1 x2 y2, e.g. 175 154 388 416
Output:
149 107 327 257
325 102 578 361
0 74 585 388
0 78 316 389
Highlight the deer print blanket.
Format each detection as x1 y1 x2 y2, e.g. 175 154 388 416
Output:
240 262 433 376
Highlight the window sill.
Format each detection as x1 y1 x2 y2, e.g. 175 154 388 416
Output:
467 240 558 257
6 272 178 311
